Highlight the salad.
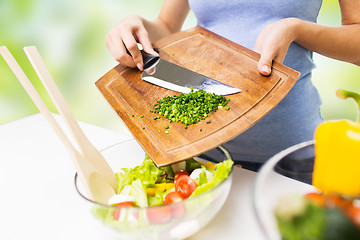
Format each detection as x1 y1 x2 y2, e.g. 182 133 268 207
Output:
93 154 233 227
109 155 233 208
275 89 360 240
275 192 360 240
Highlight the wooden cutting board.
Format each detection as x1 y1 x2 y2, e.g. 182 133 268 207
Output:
95 26 300 167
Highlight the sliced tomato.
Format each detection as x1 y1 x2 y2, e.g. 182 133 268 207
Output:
175 175 197 199
174 170 189 183
171 204 186 219
112 201 135 221
113 210 121 221
114 201 136 207
326 193 351 209
304 192 326 207
164 191 183 205
345 204 360 228
146 206 172 224
163 192 186 218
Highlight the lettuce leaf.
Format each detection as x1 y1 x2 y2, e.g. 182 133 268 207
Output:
129 179 148 207
190 159 233 197
197 168 208 186
115 154 170 194
147 190 164 206
276 198 360 240
186 158 202 173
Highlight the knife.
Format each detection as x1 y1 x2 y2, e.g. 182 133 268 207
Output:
139 50 241 95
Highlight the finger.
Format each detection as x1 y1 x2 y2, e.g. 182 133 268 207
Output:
122 32 144 70
145 66 156 75
107 31 136 68
257 50 275 76
105 32 123 61
253 36 264 54
136 29 158 56
274 51 286 64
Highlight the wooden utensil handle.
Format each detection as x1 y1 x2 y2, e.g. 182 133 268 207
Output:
0 46 76 154
0 46 115 203
23 46 116 190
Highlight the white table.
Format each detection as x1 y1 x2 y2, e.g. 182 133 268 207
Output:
0 114 311 239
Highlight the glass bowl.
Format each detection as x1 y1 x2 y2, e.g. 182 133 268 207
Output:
252 140 317 240
75 139 233 240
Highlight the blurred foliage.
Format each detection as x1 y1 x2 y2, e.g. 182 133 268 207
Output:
0 0 359 133
0 0 165 133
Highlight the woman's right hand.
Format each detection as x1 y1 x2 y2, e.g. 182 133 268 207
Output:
105 14 158 71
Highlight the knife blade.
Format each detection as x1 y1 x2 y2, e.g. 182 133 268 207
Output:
139 50 241 95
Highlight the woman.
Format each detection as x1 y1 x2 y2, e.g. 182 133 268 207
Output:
105 0 360 170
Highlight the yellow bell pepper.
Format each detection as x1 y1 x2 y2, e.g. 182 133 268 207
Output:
313 89 360 196
146 183 175 196
199 161 216 170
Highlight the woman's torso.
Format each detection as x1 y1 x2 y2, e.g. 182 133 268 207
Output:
188 0 324 163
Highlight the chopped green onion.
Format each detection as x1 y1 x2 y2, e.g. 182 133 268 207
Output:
151 89 229 128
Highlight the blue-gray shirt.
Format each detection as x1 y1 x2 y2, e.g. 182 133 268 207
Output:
188 0 323 163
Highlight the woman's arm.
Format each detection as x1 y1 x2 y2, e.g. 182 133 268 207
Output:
295 0 360 65
105 0 190 70
255 0 360 75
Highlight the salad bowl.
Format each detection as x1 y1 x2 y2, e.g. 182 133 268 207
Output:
252 140 360 240
75 139 233 240
252 140 317 240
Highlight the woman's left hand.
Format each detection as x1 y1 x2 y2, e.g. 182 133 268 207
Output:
254 18 299 76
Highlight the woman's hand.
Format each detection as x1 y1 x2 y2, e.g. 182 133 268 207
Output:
254 18 299 76
105 14 158 71
105 0 190 71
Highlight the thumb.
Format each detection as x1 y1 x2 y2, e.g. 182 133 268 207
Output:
257 52 274 76
142 43 158 56
135 29 158 56
138 37 158 56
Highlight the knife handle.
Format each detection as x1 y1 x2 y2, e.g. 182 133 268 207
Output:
140 50 160 70
126 48 160 70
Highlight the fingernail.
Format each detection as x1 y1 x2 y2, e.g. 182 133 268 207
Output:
262 65 271 75
145 67 156 75
137 63 143 71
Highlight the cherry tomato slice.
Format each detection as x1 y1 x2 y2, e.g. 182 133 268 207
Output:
326 193 351 209
171 204 186 219
146 206 172 224
112 201 135 221
304 192 326 207
175 175 197 199
164 192 186 218
164 191 183 205
174 170 189 184
345 204 360 228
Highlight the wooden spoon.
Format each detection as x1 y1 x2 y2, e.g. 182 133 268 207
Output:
24 46 117 191
0 46 115 204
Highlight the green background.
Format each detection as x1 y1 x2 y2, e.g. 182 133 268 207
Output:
1 0 359 133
